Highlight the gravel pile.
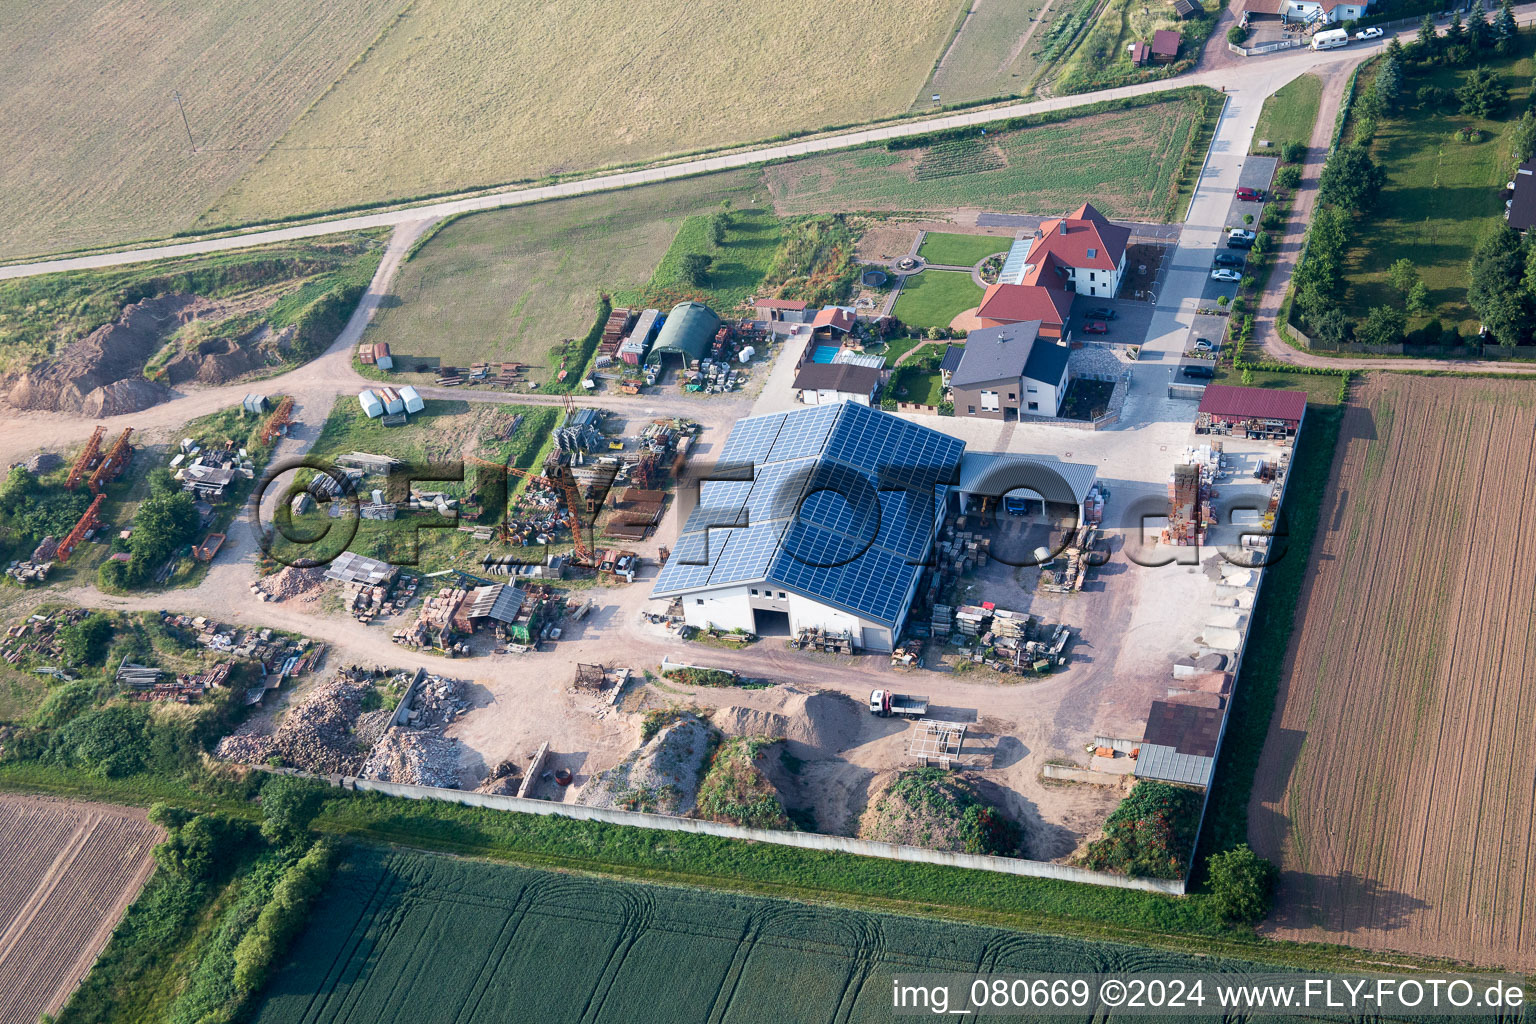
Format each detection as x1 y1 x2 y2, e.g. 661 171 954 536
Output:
577 713 711 815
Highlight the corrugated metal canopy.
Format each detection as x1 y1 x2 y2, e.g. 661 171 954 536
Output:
957 453 1096 507
648 301 720 363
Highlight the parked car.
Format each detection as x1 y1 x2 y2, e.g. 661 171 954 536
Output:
1227 234 1256 250
1086 306 1117 320
1235 187 1265 202
1194 337 1216 352
1213 252 1245 268
1181 363 1215 380
1355 26 1383 39
1210 268 1242 282
1229 228 1256 243
1082 321 1109 334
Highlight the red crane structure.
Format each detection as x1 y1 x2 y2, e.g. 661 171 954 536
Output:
88 428 133 493
56 494 105 562
66 427 105 490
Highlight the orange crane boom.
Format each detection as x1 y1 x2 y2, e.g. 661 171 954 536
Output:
260 397 294 445
66 427 105 490
88 428 133 493
56 494 105 562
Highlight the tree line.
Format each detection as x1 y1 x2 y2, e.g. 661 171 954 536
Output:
1292 3 1535 348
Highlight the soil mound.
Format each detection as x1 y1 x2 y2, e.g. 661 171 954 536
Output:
162 324 277 385
858 767 1020 855
578 713 711 815
711 687 862 756
5 295 200 414
695 737 790 829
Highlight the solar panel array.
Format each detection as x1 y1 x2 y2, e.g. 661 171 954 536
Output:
652 403 963 626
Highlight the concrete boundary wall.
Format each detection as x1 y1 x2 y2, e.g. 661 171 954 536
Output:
344 776 1185 894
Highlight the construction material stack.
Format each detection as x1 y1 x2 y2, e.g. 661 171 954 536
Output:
1164 462 1210 546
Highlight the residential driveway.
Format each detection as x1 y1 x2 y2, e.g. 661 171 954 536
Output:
1066 294 1156 346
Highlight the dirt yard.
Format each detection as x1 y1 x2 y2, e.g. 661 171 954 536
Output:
0 795 161 1024
1250 375 1536 972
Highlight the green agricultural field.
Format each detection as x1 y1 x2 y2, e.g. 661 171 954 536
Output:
1340 49 1536 329
252 846 1300 1024
361 172 772 383
1251 74 1323 153
892 271 983 329
201 0 962 230
0 0 405 258
917 231 1008 267
914 0 1053 109
766 92 1217 222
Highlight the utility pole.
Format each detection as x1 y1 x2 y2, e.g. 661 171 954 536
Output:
172 91 196 153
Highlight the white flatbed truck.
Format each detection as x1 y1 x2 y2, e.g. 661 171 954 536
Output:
869 689 929 718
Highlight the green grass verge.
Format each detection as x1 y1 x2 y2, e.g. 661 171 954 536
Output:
917 232 1007 267
635 206 785 314
892 271 983 329
1251 73 1323 153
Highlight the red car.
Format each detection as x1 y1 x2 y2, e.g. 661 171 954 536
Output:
1235 187 1265 202
1083 321 1109 335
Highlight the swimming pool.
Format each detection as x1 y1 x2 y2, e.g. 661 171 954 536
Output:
811 345 841 363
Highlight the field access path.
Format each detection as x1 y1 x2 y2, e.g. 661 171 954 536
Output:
2 46 1371 282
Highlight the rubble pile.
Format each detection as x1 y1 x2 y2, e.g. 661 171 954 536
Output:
475 759 520 795
360 730 461 788
214 674 375 775
402 674 468 728
252 565 327 602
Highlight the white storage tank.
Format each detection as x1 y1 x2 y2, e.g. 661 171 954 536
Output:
358 390 384 418
399 385 424 414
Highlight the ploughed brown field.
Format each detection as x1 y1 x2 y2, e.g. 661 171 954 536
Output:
1250 374 1536 971
0 795 161 1024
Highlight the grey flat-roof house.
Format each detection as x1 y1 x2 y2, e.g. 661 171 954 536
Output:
950 321 1071 420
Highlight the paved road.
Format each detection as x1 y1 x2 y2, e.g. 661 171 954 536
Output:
1 47 1373 280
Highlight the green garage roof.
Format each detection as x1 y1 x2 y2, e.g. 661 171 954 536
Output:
648 301 720 364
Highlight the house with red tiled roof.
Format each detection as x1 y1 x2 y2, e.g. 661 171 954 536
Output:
811 307 856 334
975 282 1073 337
1016 202 1132 300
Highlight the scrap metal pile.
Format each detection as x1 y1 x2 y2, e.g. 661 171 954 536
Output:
947 605 1073 676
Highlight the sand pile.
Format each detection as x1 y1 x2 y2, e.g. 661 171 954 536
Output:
5 295 198 414
711 687 862 756
858 768 1020 856
578 713 711 815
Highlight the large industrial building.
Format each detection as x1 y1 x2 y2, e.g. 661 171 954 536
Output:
652 403 1094 650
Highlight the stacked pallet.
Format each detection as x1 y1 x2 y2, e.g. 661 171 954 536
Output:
930 603 952 639
954 605 989 637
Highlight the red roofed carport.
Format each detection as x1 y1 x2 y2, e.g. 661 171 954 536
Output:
1196 384 1306 438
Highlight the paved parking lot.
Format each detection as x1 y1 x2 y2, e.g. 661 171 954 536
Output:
1066 293 1157 346
1192 156 1278 307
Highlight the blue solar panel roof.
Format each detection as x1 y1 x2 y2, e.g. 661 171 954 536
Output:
652 403 963 626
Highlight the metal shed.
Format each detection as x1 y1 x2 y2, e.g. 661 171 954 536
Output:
648 301 720 365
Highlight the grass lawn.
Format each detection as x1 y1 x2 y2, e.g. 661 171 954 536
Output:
890 365 945 405
362 172 771 385
892 270 983 329
1341 43 1536 330
1251 74 1323 153
1212 365 1344 405
201 0 961 229
766 91 1220 223
917 231 1009 267
633 206 784 313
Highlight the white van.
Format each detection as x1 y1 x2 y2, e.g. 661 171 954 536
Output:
1312 28 1350 50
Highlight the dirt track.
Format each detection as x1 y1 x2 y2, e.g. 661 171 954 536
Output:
0 794 161 1024
1250 375 1536 972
